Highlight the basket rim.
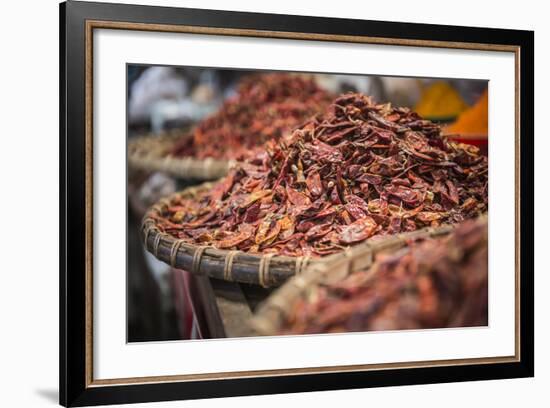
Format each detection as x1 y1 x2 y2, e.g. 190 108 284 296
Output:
128 132 236 180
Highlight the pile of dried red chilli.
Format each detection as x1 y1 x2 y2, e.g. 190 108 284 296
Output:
171 73 332 160
155 93 488 257
279 218 488 333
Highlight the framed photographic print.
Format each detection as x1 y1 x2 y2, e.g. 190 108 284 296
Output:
60 1 534 406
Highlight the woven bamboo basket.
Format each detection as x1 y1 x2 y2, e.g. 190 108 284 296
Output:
128 131 235 180
250 220 473 335
142 181 475 288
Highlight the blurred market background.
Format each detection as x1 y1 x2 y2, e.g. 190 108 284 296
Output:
127 65 488 342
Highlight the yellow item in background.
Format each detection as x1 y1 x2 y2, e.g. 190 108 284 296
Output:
414 81 468 119
445 88 488 138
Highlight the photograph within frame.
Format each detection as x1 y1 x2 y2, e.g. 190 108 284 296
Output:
127 64 490 344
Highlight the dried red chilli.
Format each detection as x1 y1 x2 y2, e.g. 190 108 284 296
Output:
171 73 333 160
154 93 488 257
280 219 488 334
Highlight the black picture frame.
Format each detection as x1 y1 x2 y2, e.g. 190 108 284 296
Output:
60 1 534 406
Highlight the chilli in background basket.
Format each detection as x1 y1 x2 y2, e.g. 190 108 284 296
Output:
128 73 333 181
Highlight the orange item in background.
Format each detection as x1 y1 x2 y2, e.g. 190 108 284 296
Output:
445 89 488 138
414 81 468 120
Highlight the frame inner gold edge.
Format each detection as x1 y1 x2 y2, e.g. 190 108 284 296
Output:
84 20 522 387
